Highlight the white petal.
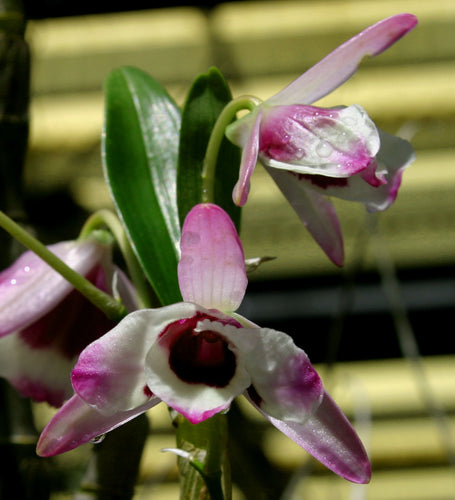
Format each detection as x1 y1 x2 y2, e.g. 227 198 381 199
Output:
259 104 379 178
300 130 415 212
72 305 199 415
0 332 74 407
0 239 106 336
226 327 324 422
266 167 344 266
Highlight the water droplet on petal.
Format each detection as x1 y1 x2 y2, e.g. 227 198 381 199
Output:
90 434 106 444
180 255 193 265
315 142 333 158
181 231 200 247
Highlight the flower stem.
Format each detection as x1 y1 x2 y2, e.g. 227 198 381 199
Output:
0 210 127 322
79 209 154 309
201 95 261 203
175 413 230 500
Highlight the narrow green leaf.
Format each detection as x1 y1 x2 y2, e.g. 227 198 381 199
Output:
177 67 241 230
102 66 182 306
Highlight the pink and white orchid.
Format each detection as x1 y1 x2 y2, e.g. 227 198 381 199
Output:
0 234 134 407
226 13 417 265
37 204 370 484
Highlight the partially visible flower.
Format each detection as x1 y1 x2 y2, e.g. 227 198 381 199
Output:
37 204 370 484
0 233 136 407
226 14 417 265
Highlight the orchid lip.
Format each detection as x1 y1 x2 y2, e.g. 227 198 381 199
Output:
157 311 243 389
168 325 237 388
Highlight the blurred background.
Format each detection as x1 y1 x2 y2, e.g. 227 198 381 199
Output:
6 0 455 498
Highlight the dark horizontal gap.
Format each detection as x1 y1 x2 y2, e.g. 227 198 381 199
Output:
22 1 225 19
238 267 455 363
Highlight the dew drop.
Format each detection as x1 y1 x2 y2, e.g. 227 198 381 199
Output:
181 231 200 247
90 434 106 444
315 142 333 158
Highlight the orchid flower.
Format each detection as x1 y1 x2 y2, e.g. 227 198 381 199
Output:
226 13 418 265
0 233 135 407
37 204 370 484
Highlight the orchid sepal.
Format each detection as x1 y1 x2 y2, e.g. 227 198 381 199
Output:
268 13 418 106
266 167 344 266
36 393 160 457
249 390 371 484
178 203 247 312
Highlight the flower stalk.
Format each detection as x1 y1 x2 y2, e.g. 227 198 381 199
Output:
202 95 261 203
175 413 230 500
80 209 154 309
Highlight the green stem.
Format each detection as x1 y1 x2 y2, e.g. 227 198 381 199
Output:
80 209 153 309
175 413 230 500
0 210 127 322
201 95 261 203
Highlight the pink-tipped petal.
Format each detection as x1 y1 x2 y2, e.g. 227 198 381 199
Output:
302 130 415 212
231 109 263 206
253 390 371 484
234 327 324 422
266 167 344 266
178 204 247 312
268 14 418 106
36 393 160 457
259 104 380 177
72 307 192 415
0 240 106 337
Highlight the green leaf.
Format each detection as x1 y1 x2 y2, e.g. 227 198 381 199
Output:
177 67 241 231
102 66 182 306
